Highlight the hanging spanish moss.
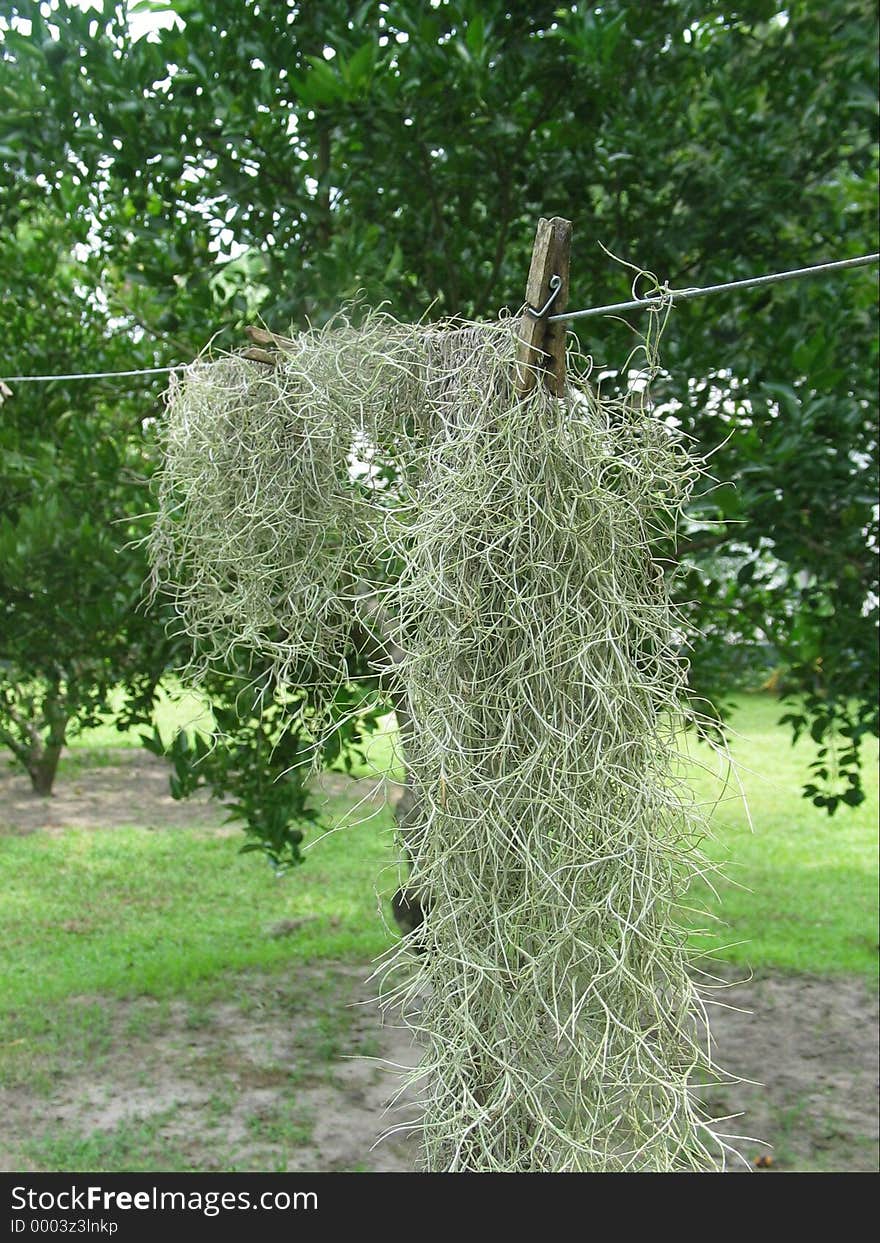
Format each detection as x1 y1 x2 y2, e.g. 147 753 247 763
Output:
150 305 736 1172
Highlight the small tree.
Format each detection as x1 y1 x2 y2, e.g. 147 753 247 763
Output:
143 657 384 869
0 209 171 793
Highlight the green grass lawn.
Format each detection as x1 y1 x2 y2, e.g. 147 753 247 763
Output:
351 691 879 979
1 691 877 1058
1 799 398 1007
687 695 878 978
0 789 401 1094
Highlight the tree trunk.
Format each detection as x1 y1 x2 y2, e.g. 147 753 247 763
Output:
22 681 68 797
27 740 63 796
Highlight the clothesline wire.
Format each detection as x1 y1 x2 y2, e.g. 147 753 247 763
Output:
1 252 877 385
548 252 880 323
1 364 184 383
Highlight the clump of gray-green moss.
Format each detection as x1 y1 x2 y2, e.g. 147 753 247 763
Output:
150 305 739 1171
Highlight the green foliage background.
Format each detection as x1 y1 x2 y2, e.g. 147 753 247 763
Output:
0 0 877 808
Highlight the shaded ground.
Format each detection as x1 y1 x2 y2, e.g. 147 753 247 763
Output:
1 752 877 1172
0 750 398 836
1 750 224 835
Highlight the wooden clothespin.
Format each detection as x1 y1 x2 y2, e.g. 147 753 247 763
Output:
241 325 303 366
515 216 572 398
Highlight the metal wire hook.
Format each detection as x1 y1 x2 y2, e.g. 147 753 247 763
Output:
525 273 563 319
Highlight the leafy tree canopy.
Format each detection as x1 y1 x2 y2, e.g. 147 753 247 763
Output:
0 0 877 809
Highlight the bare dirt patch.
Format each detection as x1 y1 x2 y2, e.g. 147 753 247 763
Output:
0 966 421 1173
1 750 221 835
704 971 878 1171
0 749 399 836
0 962 876 1173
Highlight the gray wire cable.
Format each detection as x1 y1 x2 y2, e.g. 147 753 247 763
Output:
548 252 879 323
0 364 184 383
1 253 877 382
